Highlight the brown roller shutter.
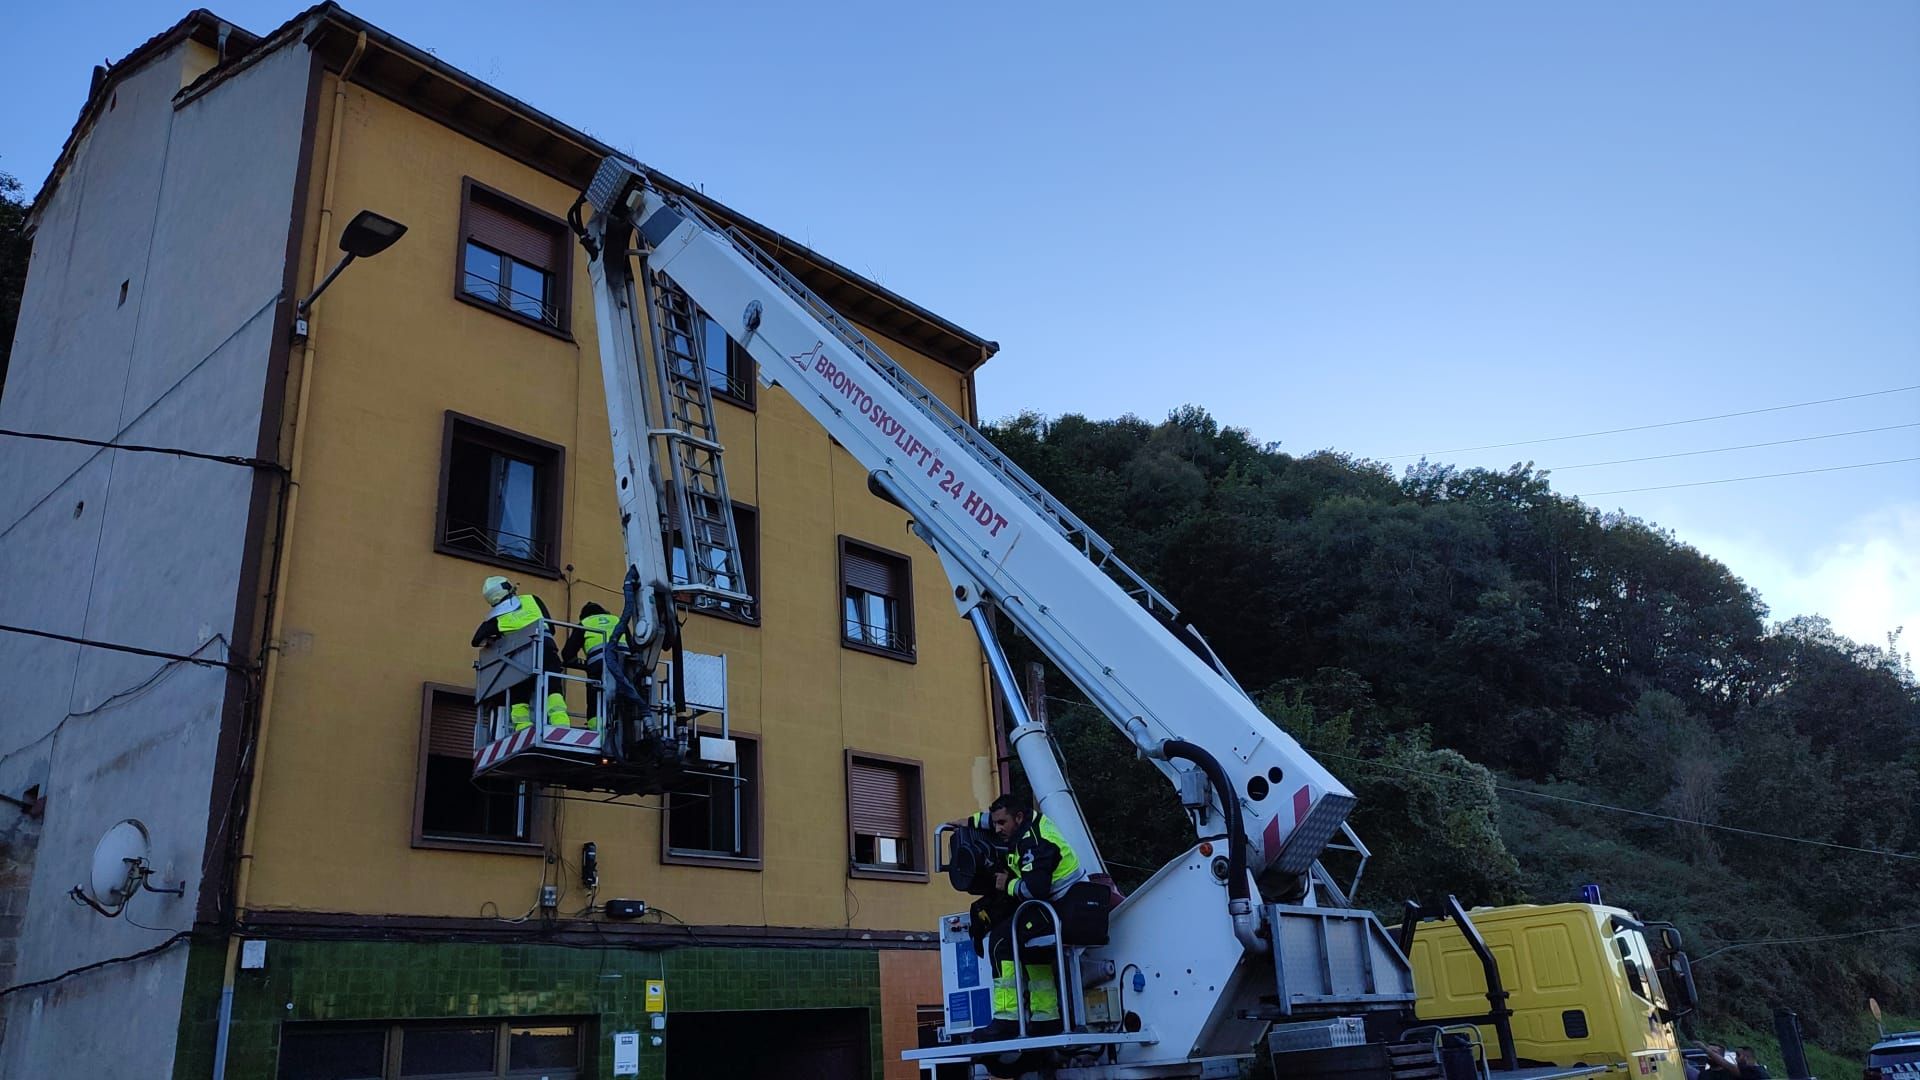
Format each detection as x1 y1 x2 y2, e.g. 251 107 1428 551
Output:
843 548 897 597
429 691 476 757
468 195 557 269
848 759 908 837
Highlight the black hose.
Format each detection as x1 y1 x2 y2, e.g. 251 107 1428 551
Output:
657 582 685 730
1161 740 1246 902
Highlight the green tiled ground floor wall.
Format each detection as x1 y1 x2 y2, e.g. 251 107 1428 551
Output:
172 937 884 1079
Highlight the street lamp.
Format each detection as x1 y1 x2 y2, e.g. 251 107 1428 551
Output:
293 209 408 339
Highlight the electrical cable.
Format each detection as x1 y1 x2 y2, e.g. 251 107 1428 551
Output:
0 427 285 472
1387 383 1920 459
1578 456 1920 497
1038 694 1920 864
0 931 192 998
1691 922 1920 964
0 633 232 765
0 623 249 673
645 905 707 945
0 291 282 546
1548 421 1920 471
1316 746 1920 863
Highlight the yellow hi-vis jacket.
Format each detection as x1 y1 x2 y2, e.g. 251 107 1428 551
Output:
969 810 1086 901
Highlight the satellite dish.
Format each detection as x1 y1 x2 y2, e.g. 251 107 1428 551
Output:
69 818 182 917
90 819 152 908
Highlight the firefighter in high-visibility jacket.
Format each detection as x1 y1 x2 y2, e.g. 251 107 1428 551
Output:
472 576 571 731
561 601 621 730
948 792 1086 1039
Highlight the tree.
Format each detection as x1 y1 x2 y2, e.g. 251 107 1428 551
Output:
0 171 29 401
981 405 1920 1053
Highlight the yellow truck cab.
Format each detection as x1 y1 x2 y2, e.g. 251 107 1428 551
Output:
1408 902 1694 1080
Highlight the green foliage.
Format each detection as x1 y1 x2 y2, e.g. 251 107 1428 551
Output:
0 170 28 400
987 406 1920 1064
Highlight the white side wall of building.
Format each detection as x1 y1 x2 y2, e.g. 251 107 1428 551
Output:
0 39 311 1073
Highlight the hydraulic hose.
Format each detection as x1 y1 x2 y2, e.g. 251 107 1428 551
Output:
1159 740 1268 954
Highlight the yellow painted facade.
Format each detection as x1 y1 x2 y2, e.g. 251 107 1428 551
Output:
245 71 999 934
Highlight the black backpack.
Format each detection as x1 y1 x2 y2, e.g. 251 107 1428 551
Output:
945 827 1006 896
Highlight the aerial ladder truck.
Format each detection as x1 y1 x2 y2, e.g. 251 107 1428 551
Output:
470 156 1701 1080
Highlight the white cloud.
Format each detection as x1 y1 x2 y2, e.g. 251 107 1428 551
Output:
1689 502 1920 651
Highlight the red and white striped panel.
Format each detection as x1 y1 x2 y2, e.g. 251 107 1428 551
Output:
474 727 536 770
472 726 603 771
542 726 602 750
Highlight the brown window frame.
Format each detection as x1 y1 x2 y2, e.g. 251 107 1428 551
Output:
838 536 915 663
412 683 546 857
845 749 929 882
697 312 757 410
277 1017 591 1079
434 411 566 580
667 500 760 626
455 177 574 341
659 729 763 870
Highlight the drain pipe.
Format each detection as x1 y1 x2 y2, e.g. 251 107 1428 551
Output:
214 32 367 1080
1153 740 1266 955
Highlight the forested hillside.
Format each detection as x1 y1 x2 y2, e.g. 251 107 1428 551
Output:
985 406 1919 1066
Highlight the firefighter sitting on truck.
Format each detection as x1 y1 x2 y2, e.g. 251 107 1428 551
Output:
472 576 570 731
946 792 1103 1042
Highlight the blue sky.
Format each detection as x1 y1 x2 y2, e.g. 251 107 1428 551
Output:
5 1 1915 649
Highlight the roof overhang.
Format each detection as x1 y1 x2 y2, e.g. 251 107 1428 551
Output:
32 3 996 373
28 8 261 229
291 5 996 372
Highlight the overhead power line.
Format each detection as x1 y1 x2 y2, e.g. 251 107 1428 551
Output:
1692 922 1920 965
1389 383 1920 459
1314 746 1920 863
1550 421 1920 471
1038 694 1920 863
1578 456 1920 497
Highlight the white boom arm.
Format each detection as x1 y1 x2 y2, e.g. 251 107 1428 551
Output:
588 159 1354 875
581 159 1373 1066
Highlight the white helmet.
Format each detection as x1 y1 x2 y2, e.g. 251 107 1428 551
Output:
482 576 514 605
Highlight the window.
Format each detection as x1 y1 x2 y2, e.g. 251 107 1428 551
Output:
279 1020 585 1080
436 412 565 577
839 538 914 661
661 731 761 867
846 751 927 881
413 684 542 854
667 502 759 624
457 178 570 336
699 314 756 408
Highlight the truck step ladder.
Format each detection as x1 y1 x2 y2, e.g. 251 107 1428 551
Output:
645 275 751 614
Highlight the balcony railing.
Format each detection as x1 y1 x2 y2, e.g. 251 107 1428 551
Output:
463 272 560 329
844 620 913 654
443 521 551 567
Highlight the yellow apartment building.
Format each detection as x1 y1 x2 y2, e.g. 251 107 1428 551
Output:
0 6 1006 1078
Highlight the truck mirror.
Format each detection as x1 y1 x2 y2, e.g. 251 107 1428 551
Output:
1665 951 1699 1015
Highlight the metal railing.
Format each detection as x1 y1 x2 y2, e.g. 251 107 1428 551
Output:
443 521 551 566
844 619 913 653
463 272 561 329
475 617 603 748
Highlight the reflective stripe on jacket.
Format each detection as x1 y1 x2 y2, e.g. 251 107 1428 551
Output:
580 612 620 657
496 594 548 634
970 810 1086 901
